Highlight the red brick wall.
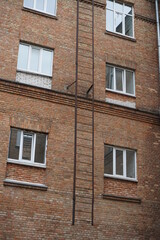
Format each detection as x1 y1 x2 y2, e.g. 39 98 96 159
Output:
0 0 160 239
0 0 159 112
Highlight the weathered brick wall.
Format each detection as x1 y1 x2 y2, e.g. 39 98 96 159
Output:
0 88 159 239
0 0 159 112
0 0 160 239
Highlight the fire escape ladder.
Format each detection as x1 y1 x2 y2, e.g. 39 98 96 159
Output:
72 0 95 225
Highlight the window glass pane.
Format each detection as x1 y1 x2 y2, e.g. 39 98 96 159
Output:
106 9 114 32
116 150 123 175
41 50 52 75
30 48 40 72
125 15 133 36
115 1 123 12
24 0 34 8
115 12 123 33
17 44 29 70
126 71 134 94
16 130 21 147
35 133 46 164
107 0 114 9
8 128 20 160
36 0 44 11
116 68 123 91
46 0 56 15
104 146 113 175
125 5 132 15
126 150 135 178
22 132 32 161
106 66 114 89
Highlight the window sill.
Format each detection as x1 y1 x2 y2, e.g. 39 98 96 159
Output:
7 159 46 169
22 7 58 20
103 194 141 204
105 31 136 42
106 89 136 98
104 175 138 183
4 179 48 191
17 69 52 78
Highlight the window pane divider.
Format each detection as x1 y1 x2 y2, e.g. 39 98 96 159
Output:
124 70 126 93
31 134 36 163
113 148 116 176
27 45 32 71
19 131 23 161
124 150 126 178
113 67 116 91
135 152 137 180
44 136 48 166
39 49 43 74
34 0 36 10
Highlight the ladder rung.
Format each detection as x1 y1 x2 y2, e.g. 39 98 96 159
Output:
78 54 92 59
77 153 92 157
78 121 92 126
79 35 92 40
78 64 92 70
79 29 92 34
76 194 92 199
75 219 91 223
77 169 92 174
77 136 92 141
78 71 92 76
79 64 92 69
78 161 92 166
77 84 93 89
78 60 92 65
76 210 91 214
79 5 92 11
78 79 92 83
78 77 92 81
79 48 92 53
76 177 92 182
76 200 92 205
77 114 92 118
79 17 92 23
77 144 92 150
79 23 92 29
77 129 92 133
79 42 92 47
76 186 92 191
79 11 92 17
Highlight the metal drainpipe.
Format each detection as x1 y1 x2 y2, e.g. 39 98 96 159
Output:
155 0 160 79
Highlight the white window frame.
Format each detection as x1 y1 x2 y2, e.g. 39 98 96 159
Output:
104 145 137 181
106 0 134 38
23 0 57 16
17 43 53 77
8 129 47 168
106 64 135 96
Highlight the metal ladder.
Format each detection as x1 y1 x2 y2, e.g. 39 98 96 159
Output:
72 0 95 225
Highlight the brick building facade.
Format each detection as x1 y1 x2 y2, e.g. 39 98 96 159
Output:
0 0 160 239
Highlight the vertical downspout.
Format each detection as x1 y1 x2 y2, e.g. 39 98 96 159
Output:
155 0 160 114
155 0 160 79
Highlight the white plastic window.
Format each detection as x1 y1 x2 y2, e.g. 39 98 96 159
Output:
17 43 53 77
106 65 135 96
24 0 57 16
106 0 134 37
8 128 47 167
104 145 137 181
